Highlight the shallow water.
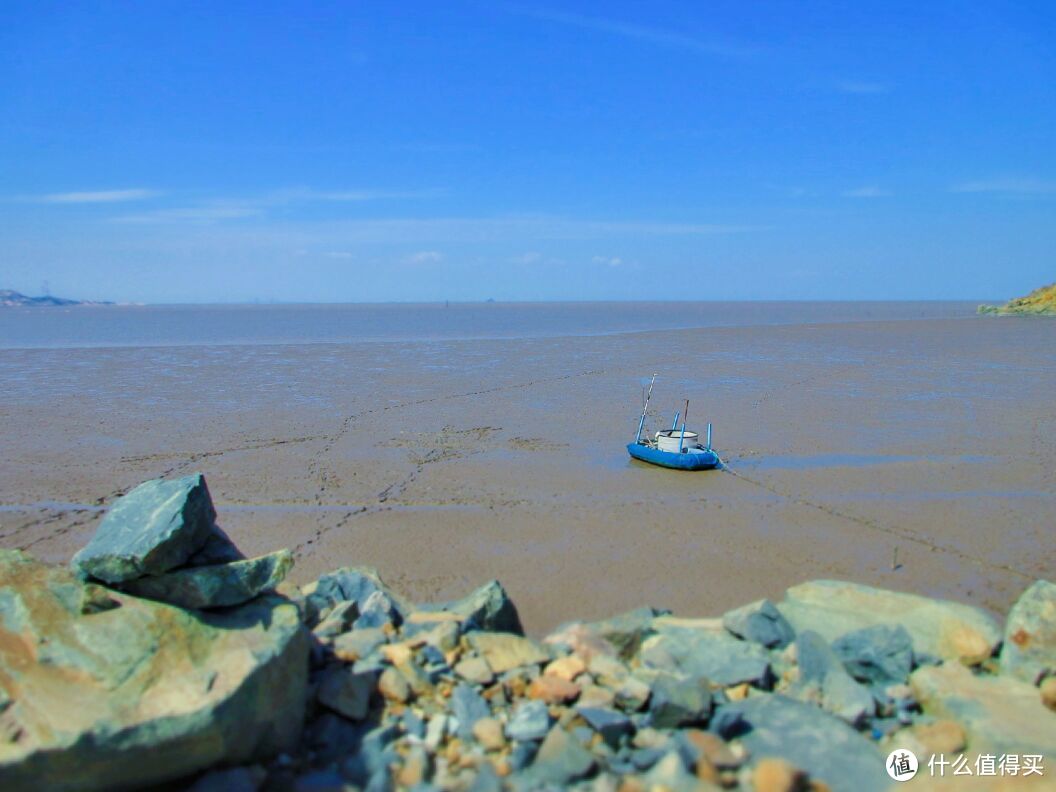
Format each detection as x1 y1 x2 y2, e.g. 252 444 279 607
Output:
0 300 979 349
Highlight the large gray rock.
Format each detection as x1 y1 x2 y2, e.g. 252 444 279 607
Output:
778 579 1000 664
71 473 217 584
912 662 1056 757
317 665 377 721
523 725 595 787
416 579 522 634
832 624 914 688
586 607 667 659
639 624 771 687
648 672 712 728
353 589 401 630
0 550 308 791
578 707 633 749
712 694 886 792
723 598 794 649
1000 579 1056 685
506 700 551 742
466 631 549 674
794 630 875 726
301 566 409 627
121 549 293 610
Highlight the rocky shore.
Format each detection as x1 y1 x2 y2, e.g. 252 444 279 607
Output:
1 474 1053 791
979 282 1056 316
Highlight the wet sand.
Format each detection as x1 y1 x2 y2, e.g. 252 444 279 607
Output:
1 315 1054 633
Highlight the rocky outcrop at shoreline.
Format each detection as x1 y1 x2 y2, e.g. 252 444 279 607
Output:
1 473 1054 791
978 282 1056 316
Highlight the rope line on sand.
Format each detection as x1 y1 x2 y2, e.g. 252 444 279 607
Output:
719 460 1032 581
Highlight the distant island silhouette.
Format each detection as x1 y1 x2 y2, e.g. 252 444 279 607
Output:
0 289 112 307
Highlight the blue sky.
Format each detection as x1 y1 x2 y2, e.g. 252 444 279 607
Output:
2 1 1053 302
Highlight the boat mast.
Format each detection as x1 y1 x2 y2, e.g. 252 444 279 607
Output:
678 399 689 452
635 374 657 443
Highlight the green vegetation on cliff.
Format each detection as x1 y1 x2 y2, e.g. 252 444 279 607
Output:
979 282 1056 315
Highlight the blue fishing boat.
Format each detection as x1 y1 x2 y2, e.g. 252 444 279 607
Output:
626 375 720 471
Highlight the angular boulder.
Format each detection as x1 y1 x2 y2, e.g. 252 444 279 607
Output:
506 700 551 742
415 579 522 634
794 630 875 726
466 631 549 674
0 550 308 791
911 662 1056 758
301 566 409 628
831 624 914 688
121 549 293 610
583 607 667 659
639 623 771 688
71 473 217 584
723 598 795 649
1000 579 1056 685
778 580 1000 664
712 694 886 792
524 725 596 787
648 672 712 728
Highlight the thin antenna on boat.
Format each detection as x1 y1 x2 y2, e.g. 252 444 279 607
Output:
671 411 680 431
706 422 713 451
678 399 689 453
635 374 658 443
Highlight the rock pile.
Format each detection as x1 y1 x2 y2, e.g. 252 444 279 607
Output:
1 473 1054 791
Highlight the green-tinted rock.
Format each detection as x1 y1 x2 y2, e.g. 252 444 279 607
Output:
911 662 1056 757
524 725 596 786
416 579 523 634
578 707 633 748
0 550 308 791
301 566 409 628
121 549 293 609
723 598 794 649
778 579 1000 663
794 631 875 727
317 665 378 721
466 631 549 674
1000 579 1056 685
640 624 771 687
587 607 667 659
713 694 886 792
832 624 914 687
71 473 217 584
332 627 387 661
648 673 712 728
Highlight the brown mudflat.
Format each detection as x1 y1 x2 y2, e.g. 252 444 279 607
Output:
2 314 1053 634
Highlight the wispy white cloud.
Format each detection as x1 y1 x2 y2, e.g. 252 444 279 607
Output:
502 5 761 59
951 178 1056 195
511 251 542 264
843 186 892 198
592 255 624 268
106 187 442 224
405 250 445 264
324 251 355 259
836 80 891 95
271 187 445 203
35 188 160 204
111 202 262 224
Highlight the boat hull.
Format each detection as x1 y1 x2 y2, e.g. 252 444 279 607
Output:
626 442 720 471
